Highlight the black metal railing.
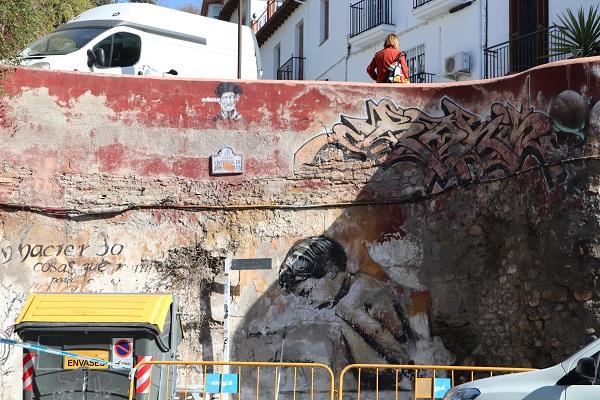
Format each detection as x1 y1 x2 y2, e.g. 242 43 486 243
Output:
350 0 393 38
277 56 306 80
484 25 569 79
413 0 435 8
252 0 284 32
406 46 425 78
409 72 436 83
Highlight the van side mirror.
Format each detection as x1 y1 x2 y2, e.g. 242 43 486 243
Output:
87 48 106 68
86 49 95 68
575 357 596 379
94 48 106 67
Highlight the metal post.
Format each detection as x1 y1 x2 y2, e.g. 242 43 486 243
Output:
237 0 243 79
223 257 232 400
223 258 231 373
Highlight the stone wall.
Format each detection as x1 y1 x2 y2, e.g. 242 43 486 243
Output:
0 58 599 397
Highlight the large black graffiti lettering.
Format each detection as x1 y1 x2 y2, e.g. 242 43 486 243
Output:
317 93 561 194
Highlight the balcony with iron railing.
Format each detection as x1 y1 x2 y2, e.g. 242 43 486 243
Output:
251 0 283 32
218 0 237 21
252 0 302 46
350 0 393 38
484 25 569 79
409 72 436 83
412 0 472 19
277 56 306 80
413 0 434 8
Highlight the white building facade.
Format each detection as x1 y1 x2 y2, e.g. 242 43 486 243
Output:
220 0 598 83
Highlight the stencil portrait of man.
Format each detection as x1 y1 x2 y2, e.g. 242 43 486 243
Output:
214 82 243 121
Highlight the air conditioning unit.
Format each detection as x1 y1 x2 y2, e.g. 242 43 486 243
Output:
444 52 471 77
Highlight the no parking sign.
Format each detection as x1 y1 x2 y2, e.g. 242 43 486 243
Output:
112 338 133 369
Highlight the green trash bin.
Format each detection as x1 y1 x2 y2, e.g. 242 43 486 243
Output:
14 293 182 400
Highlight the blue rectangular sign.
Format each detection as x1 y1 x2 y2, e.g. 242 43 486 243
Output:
434 378 452 398
205 373 222 393
221 374 238 393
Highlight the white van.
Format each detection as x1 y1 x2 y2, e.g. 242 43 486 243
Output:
18 3 262 79
443 337 600 400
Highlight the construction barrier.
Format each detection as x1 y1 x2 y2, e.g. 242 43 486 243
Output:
2 337 537 400
338 364 537 400
127 361 335 400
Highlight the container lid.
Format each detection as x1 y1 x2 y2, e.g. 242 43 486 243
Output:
15 293 173 333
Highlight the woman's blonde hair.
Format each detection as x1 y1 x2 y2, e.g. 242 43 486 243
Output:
384 34 400 49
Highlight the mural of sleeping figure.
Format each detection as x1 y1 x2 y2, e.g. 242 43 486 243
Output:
279 236 412 365
234 234 453 393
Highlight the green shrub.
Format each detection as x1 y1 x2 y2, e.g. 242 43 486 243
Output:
0 0 95 60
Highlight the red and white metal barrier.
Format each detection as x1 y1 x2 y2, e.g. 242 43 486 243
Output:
136 355 153 394
22 351 35 392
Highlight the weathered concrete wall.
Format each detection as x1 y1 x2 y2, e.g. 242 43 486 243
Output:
0 58 600 397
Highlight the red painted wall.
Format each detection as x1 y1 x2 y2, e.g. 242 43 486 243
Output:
1 59 598 209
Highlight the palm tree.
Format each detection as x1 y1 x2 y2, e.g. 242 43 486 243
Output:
553 5 600 58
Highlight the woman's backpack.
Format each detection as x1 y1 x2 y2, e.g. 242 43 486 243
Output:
387 52 410 83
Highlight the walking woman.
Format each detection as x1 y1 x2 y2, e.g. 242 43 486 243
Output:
367 33 409 83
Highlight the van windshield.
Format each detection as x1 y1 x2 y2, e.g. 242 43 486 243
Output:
22 27 107 57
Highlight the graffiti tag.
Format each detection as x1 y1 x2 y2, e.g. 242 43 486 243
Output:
310 93 562 194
